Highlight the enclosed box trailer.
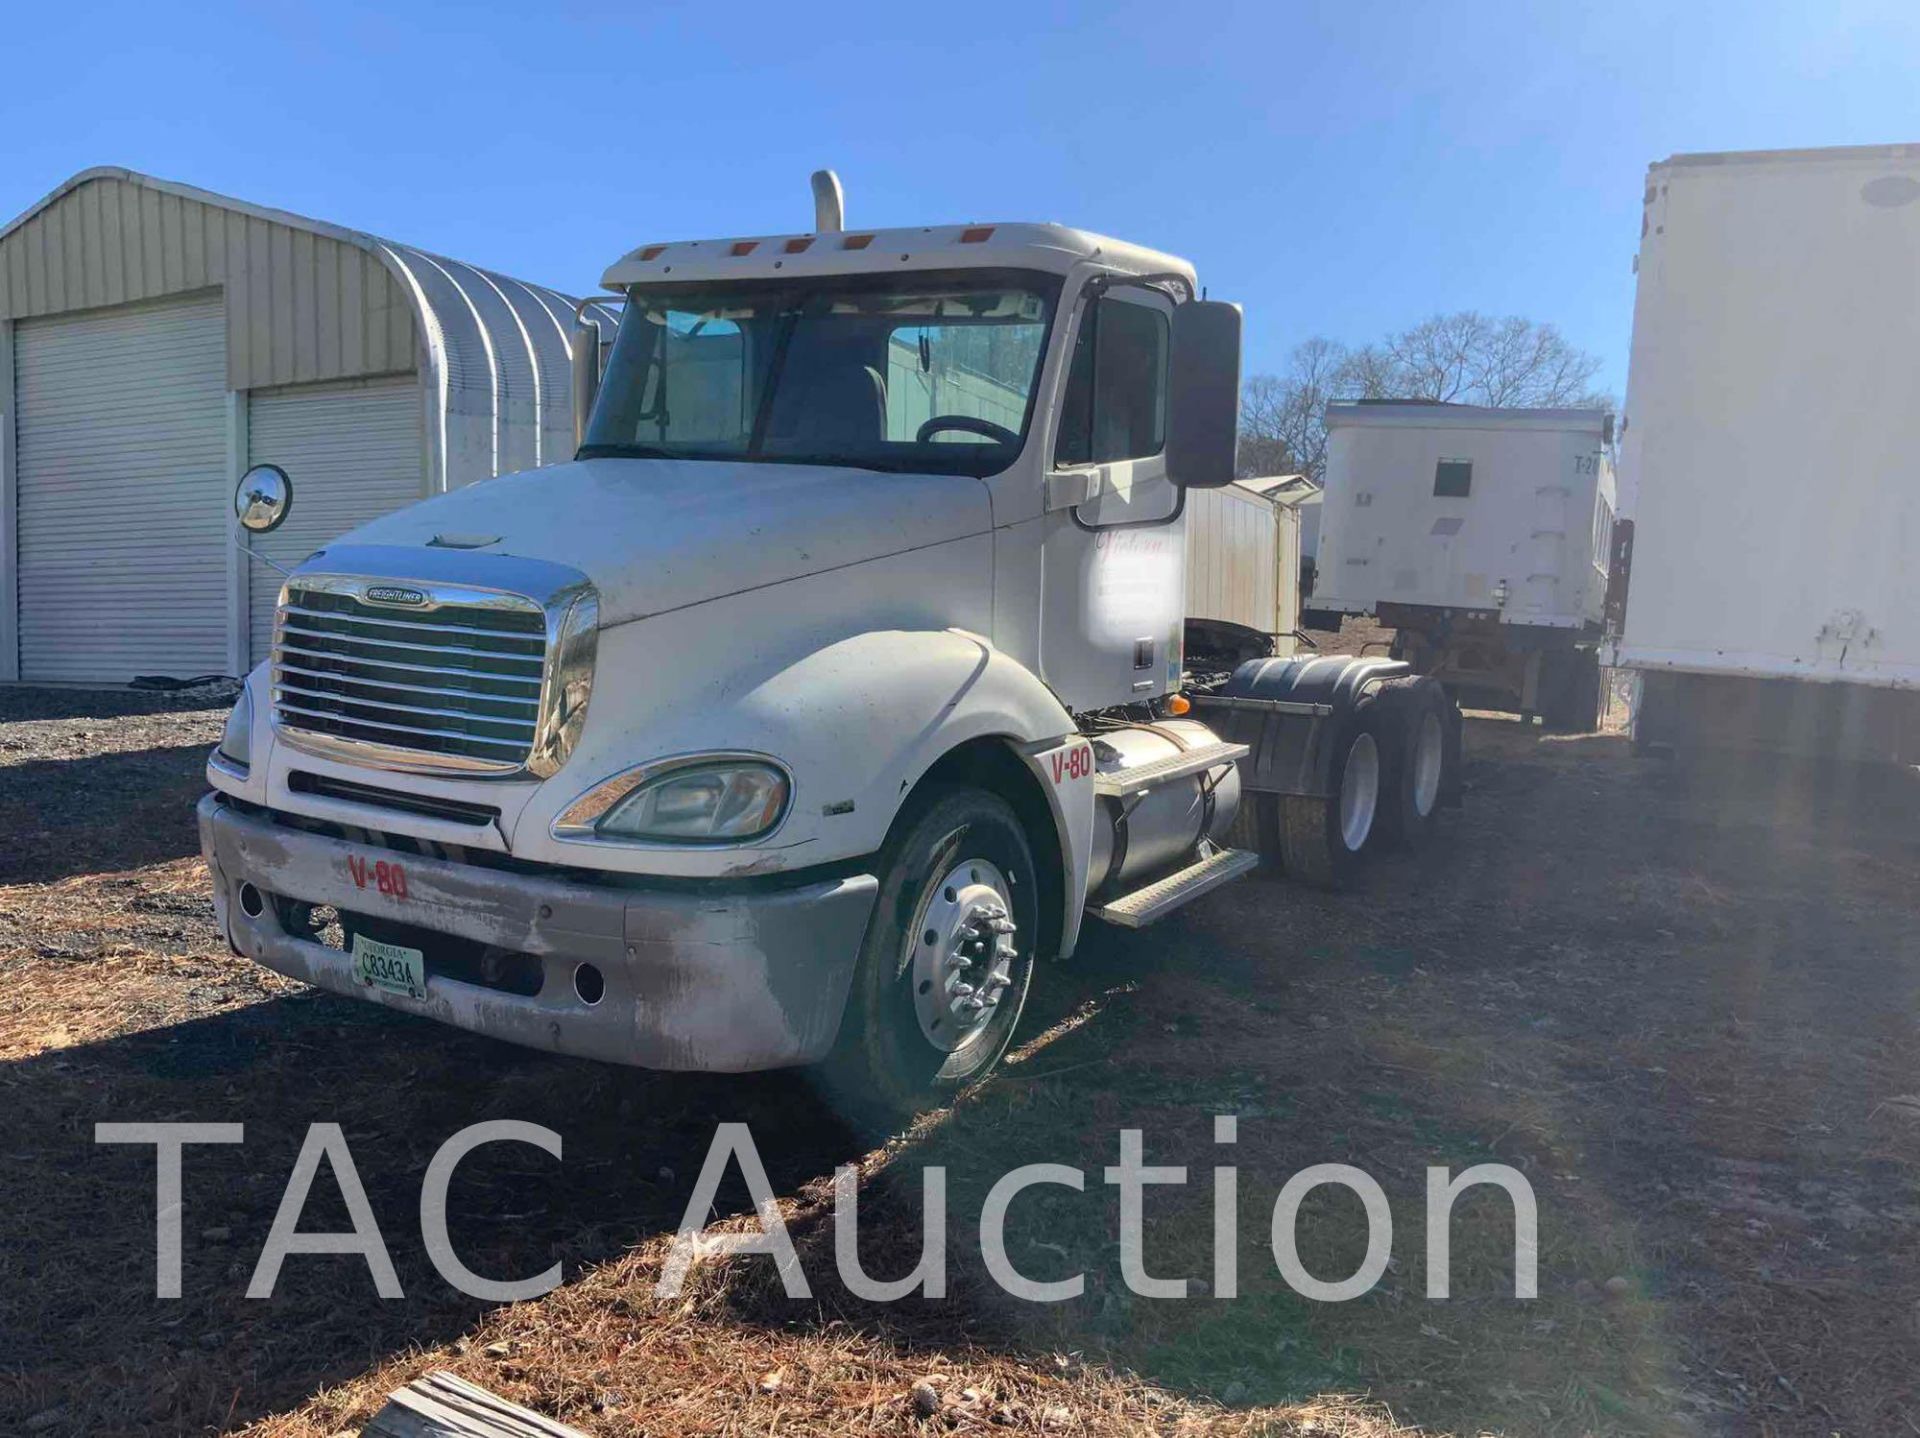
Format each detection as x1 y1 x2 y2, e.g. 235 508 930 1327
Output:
1184 476 1303 656
1615 144 1920 763
1310 402 1615 726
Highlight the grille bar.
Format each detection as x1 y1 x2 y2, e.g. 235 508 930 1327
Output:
278 702 534 752
277 662 541 707
275 682 540 734
278 622 546 671
279 603 548 645
275 643 545 691
273 580 552 771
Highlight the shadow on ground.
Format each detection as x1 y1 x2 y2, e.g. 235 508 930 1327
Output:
0 744 214 885
3 713 1919 1436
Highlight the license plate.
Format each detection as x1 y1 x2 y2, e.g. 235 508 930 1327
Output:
351 933 426 1000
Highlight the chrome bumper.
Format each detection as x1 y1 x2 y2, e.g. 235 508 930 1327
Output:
197 794 877 1072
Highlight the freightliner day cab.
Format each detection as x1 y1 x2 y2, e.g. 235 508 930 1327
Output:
202 174 1459 1118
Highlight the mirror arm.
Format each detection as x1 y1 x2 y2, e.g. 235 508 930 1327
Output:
231 531 293 579
572 293 627 450
1082 270 1197 304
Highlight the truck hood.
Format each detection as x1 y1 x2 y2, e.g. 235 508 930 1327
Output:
331 458 993 626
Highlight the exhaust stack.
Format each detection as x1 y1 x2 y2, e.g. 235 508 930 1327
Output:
811 169 845 233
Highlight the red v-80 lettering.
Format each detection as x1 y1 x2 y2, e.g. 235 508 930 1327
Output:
345 856 408 899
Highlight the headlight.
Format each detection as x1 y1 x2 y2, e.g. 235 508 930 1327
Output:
555 758 790 844
214 688 253 773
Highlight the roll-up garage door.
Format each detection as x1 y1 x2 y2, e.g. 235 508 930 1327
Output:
14 293 228 682
246 375 423 667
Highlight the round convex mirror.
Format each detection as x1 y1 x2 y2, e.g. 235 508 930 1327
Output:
234 463 293 534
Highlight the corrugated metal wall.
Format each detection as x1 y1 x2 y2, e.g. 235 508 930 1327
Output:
13 293 230 681
245 375 424 665
0 174 415 390
0 168 605 682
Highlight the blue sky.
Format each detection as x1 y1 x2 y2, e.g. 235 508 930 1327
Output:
5 0 1918 399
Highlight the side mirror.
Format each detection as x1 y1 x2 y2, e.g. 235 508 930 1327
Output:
1167 300 1242 488
234 463 293 534
571 322 603 450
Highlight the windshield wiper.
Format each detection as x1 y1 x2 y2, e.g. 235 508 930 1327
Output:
576 442 682 461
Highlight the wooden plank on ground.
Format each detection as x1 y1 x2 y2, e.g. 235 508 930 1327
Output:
361 1370 591 1438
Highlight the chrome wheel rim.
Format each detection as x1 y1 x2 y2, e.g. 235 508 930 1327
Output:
1340 732 1380 853
908 858 1017 1053
1411 710 1444 818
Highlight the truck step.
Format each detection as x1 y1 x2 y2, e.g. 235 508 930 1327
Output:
1088 846 1261 928
1093 740 1249 797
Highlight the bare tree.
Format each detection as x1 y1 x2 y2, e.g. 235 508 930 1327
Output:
1240 313 1609 482
1236 336 1351 480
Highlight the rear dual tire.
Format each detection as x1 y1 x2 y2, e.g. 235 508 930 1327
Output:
1373 675 1454 850
1277 721 1381 888
1274 676 1457 884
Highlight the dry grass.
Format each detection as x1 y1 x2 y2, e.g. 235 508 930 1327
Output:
3 687 1918 1436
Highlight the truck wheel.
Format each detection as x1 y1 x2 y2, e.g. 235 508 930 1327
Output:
822 786 1038 1123
1220 789 1282 872
1374 676 1450 849
1277 723 1380 888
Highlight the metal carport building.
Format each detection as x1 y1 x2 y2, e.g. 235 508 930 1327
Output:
0 168 614 684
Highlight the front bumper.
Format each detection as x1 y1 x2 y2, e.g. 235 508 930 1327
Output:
197 794 878 1072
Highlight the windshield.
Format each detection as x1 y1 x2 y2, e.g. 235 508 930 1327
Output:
578 269 1060 477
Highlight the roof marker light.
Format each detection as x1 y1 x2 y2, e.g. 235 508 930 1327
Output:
959 226 995 243
783 237 813 253
842 234 874 251
638 245 666 261
729 240 759 256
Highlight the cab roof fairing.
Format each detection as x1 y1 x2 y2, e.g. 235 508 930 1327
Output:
598 222 1196 292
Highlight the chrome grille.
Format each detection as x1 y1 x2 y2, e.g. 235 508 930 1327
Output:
273 582 549 773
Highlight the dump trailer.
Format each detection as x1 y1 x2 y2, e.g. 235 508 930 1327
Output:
1612 144 1920 763
201 173 1460 1119
1309 401 1615 728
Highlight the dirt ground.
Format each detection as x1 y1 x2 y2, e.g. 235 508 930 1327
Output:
2 671 1917 1437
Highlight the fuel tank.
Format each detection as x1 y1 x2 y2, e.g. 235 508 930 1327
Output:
1086 718 1242 895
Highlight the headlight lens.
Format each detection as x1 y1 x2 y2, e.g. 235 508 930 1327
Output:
557 760 790 843
215 688 253 772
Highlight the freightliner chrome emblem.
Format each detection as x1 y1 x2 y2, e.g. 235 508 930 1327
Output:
364 585 430 607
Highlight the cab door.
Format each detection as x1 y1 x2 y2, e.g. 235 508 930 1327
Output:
1036 284 1185 711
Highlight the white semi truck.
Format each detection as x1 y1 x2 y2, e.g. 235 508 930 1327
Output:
1309 402 1616 729
202 176 1458 1117
1612 145 1920 764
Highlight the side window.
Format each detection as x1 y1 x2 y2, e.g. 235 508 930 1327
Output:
1053 296 1169 466
1433 459 1473 497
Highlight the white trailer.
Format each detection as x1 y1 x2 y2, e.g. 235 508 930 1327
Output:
199 174 1462 1123
1310 402 1615 727
1613 144 1920 763
1183 476 1303 657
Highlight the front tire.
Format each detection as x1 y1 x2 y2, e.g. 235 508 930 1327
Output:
820 786 1038 1124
